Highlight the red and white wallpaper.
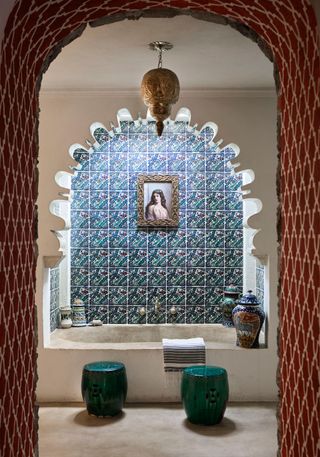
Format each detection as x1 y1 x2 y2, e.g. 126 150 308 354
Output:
0 1 318 456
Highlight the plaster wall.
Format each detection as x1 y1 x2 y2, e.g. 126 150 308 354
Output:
36 90 278 401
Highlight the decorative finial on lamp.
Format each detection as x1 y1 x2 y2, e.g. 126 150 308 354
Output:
141 41 180 136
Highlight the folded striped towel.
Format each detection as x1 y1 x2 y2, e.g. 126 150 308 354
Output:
162 337 206 372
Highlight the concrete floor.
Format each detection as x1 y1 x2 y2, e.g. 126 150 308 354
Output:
38 403 278 457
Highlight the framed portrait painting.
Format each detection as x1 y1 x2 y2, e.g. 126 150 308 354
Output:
137 175 179 227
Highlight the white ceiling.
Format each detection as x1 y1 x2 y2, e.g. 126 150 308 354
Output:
41 16 275 91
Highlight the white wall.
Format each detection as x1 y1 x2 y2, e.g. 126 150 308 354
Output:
36 90 279 401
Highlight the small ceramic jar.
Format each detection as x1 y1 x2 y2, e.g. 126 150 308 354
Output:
60 307 72 329
72 299 87 327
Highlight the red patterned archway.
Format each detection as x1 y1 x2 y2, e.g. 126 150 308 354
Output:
0 2 318 456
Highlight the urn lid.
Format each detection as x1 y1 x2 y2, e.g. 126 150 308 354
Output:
238 290 260 305
224 285 240 295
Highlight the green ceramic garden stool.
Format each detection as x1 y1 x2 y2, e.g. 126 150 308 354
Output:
181 365 229 425
81 361 127 417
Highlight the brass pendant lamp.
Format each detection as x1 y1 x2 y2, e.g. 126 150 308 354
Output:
141 41 180 136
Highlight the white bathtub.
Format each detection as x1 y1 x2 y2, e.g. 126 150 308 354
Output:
50 324 236 347
37 324 277 403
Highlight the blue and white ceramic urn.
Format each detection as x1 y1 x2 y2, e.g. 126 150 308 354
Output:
232 290 265 348
220 285 240 327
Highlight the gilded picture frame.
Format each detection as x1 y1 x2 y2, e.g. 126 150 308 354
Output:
137 175 179 227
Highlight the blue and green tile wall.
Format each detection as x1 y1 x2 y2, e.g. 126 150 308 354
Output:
70 120 243 324
256 264 265 308
50 267 60 331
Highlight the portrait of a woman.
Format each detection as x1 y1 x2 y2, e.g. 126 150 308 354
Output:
145 189 170 220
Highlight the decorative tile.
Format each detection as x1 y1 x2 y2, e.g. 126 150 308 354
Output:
128 287 147 306
129 230 147 249
90 287 109 306
187 287 205 306
148 153 167 172
148 249 167 267
225 174 242 191
206 173 225 192
206 230 225 249
71 268 89 287
225 230 243 249
90 191 108 210
147 287 166 305
187 211 206 228
110 172 128 190
225 249 243 268
90 211 108 229
50 310 60 332
187 191 206 210
205 287 224 306
70 287 89 304
109 306 127 324
89 230 108 248
92 127 109 145
90 172 108 191
167 287 186 305
167 249 186 267
204 305 222 324
109 191 128 211
187 249 205 267
90 268 109 287
148 229 167 248
206 268 225 287
225 211 243 229
146 304 166 324
109 249 128 267
108 287 128 305
166 305 186 324
206 192 224 211
187 173 206 190
73 149 90 166
187 230 205 248
129 268 148 287
186 306 205 324
148 268 167 287
167 229 186 249
109 230 128 249
109 211 128 229
72 171 90 190
110 135 128 153
87 306 108 324
129 249 147 267
129 154 147 172
90 153 108 172
71 249 89 268
225 192 243 210
71 191 89 210
128 306 146 324
225 268 243 285
168 153 186 172
167 268 186 287
206 211 225 230
187 268 205 287
109 268 128 287
206 249 224 267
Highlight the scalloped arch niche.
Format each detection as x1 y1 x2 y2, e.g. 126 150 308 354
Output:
48 107 262 326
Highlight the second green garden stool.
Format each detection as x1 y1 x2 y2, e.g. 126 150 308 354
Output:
81 361 127 417
181 365 229 425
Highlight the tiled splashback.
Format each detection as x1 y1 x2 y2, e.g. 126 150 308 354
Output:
70 120 243 324
50 267 60 331
256 264 265 308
